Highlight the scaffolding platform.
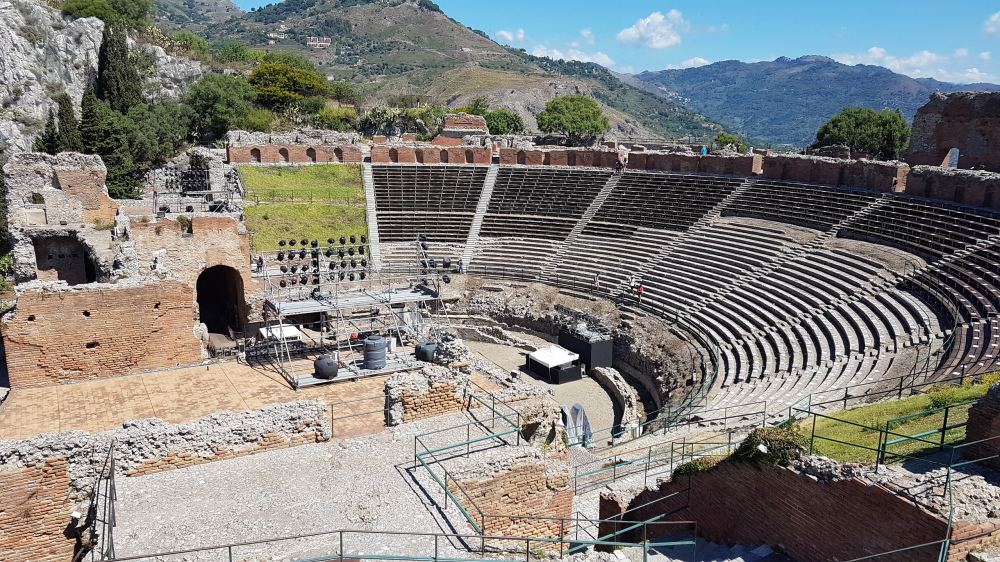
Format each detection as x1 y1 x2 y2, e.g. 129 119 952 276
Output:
268 286 439 316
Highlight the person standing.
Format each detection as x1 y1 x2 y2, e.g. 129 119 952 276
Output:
593 272 601 292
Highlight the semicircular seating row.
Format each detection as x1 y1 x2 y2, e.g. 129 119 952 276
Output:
371 165 1000 412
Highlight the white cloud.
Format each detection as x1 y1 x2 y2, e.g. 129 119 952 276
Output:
956 48 969 57
580 29 595 45
532 46 615 67
833 46 997 83
982 51 992 61
495 29 525 43
681 57 710 68
618 65 635 74
986 12 1000 34
616 10 688 49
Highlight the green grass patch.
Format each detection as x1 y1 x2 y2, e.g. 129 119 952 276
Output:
810 381 993 463
240 164 364 203
244 204 368 251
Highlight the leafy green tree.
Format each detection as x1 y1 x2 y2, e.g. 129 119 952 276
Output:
463 96 489 116
63 0 152 27
317 107 358 131
212 42 266 64
714 132 745 153
299 96 327 115
813 106 911 161
96 23 144 114
248 63 331 109
33 109 60 155
183 73 256 140
0 166 10 256
536 95 609 141
54 93 83 153
484 108 524 135
96 110 142 198
240 108 275 132
330 81 360 106
128 101 194 169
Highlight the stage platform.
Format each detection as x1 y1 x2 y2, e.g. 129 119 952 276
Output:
267 286 439 316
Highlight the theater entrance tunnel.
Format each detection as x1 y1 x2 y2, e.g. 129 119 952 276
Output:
196 265 247 335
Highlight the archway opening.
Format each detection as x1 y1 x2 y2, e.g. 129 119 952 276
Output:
196 265 247 335
306 148 317 162
279 148 290 162
250 148 262 163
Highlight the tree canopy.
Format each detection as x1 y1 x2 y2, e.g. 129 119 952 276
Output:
484 108 525 135
813 106 911 161
183 73 256 141
536 95 609 140
96 23 144 114
63 0 153 28
248 62 331 109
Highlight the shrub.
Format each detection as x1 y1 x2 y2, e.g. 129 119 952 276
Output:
672 456 722 480
298 96 327 115
731 425 808 467
240 108 275 132
176 215 192 233
316 107 358 131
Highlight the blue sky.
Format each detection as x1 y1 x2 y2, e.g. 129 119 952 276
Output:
231 1 1000 83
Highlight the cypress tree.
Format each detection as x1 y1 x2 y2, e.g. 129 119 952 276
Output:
96 22 143 114
54 93 83 153
33 109 59 155
80 86 107 152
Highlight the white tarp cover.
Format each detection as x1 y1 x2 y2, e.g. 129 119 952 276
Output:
258 325 305 341
528 345 579 369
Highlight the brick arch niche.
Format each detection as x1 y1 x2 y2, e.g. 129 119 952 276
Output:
279 148 290 162
306 148 317 162
196 265 248 335
251 148 262 163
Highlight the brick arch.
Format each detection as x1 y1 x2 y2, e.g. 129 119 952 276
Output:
196 265 248 335
465 149 475 164
250 148 262 163
389 148 399 162
334 147 344 163
517 150 526 165
306 148 317 162
278 147 290 162
415 148 426 164
440 149 449 163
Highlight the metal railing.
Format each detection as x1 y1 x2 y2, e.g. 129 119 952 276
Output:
81 440 117 562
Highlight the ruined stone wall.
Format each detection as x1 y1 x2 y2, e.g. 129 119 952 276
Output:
497 148 761 175
905 91 1000 172
385 365 471 425
4 152 117 228
226 144 364 164
129 216 253 287
760 153 907 192
599 462 948 562
0 459 75 562
904 166 1000 210
370 145 492 164
4 280 204 389
965 383 1000 472
446 447 573 540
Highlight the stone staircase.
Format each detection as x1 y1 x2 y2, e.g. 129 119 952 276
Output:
633 535 784 562
361 163 383 270
460 164 499 268
541 173 621 284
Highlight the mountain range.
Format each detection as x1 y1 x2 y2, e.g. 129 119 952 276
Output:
153 0 724 140
628 56 1000 147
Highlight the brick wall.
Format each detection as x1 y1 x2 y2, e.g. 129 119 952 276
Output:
4 280 204 388
498 148 761 175
396 381 470 423
599 462 948 561
905 166 1000 210
905 92 1000 173
0 459 75 562
371 145 492 164
130 216 254 288
761 154 907 192
227 144 363 164
447 449 573 540
127 429 327 477
965 385 1000 471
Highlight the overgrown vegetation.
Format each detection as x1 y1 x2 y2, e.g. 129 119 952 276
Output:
244 204 368 251
810 378 996 463
240 164 364 201
537 95 610 142
730 425 809 467
671 456 723 480
813 106 911 161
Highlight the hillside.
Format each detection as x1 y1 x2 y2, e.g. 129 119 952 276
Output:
183 0 723 140
630 56 1000 147
154 0 241 29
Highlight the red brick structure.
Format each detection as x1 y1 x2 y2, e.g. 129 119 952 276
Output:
447 450 573 540
599 462 949 561
0 459 75 562
371 145 491 164
905 167 1000 210
761 154 907 192
394 379 471 423
227 144 363 164
499 148 761 176
965 384 1000 471
130 216 254 288
4 280 204 388
905 92 1000 172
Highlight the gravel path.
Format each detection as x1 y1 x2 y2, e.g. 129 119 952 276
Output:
113 411 522 561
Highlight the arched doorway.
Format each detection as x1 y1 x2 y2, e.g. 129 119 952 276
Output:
279 148 290 162
306 148 317 162
196 265 247 335
251 148 262 163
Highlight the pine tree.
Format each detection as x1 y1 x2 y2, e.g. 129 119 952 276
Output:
80 86 107 152
33 109 59 155
54 93 83 153
96 23 143 114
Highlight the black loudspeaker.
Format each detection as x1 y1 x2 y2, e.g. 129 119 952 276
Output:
314 355 338 379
